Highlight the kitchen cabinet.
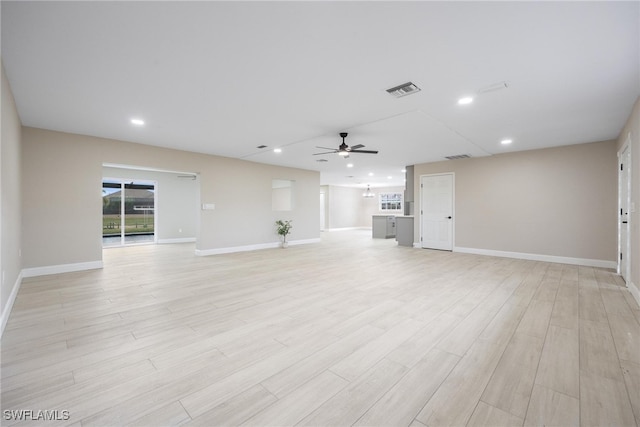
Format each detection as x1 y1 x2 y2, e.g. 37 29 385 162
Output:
372 215 396 238
395 216 414 247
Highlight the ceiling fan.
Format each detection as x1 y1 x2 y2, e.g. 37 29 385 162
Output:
313 132 378 158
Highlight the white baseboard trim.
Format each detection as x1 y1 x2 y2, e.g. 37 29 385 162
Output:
453 246 617 269
324 227 370 232
287 238 322 246
195 238 321 256
22 260 104 278
157 237 196 244
628 281 640 308
1 270 23 337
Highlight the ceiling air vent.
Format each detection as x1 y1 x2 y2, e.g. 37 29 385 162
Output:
386 82 421 98
477 81 509 94
445 154 471 160
316 159 328 162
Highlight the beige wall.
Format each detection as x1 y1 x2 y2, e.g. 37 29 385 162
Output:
413 140 618 263
21 127 320 269
617 95 640 294
326 186 363 229
102 166 199 241
1 62 23 329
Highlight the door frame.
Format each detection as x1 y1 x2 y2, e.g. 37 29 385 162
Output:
419 172 455 250
618 135 631 283
319 190 326 232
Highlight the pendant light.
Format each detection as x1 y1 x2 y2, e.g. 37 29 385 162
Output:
363 185 375 198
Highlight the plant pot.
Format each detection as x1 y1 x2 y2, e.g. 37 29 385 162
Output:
281 241 289 248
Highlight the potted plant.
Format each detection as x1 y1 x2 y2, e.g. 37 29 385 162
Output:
275 219 292 248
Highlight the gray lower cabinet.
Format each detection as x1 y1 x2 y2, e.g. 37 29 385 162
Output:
372 215 396 238
395 216 414 246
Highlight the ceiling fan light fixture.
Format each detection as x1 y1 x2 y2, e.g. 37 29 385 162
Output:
313 132 378 157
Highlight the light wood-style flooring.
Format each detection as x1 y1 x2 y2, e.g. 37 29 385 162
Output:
2 230 639 426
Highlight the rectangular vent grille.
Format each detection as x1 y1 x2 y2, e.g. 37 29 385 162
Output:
477 81 508 94
316 159 328 162
445 154 471 160
386 82 421 98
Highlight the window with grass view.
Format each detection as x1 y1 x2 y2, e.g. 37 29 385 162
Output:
102 179 155 246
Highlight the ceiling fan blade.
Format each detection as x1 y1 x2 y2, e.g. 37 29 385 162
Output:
350 144 365 150
313 151 337 155
349 150 378 154
316 146 337 151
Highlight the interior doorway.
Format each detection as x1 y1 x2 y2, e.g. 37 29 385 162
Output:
103 179 156 247
320 191 326 231
618 139 631 283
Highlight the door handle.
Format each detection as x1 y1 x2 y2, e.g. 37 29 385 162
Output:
622 221 628 224
446 216 452 219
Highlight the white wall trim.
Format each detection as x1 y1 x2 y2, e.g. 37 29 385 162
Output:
324 227 370 232
628 281 640 308
22 261 104 278
1 270 23 337
453 246 617 269
195 238 321 256
157 237 197 244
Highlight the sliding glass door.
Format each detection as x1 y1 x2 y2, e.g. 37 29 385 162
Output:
102 179 156 247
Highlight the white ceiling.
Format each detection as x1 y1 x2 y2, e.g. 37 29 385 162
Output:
2 1 638 188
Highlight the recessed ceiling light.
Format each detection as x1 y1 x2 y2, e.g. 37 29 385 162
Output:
273 148 282 153
457 97 473 105
501 139 513 145
347 163 354 168
387 176 392 179
401 169 407 173
368 172 374 176
130 118 145 126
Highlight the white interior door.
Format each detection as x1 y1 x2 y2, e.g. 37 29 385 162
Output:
619 143 631 283
421 173 454 250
